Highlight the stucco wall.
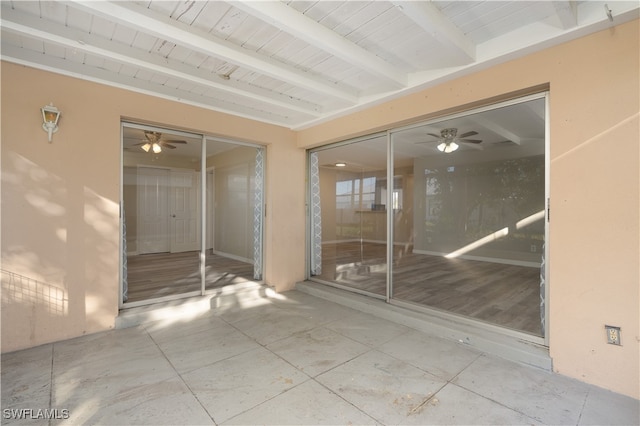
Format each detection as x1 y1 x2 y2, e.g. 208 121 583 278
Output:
297 20 640 398
1 62 303 352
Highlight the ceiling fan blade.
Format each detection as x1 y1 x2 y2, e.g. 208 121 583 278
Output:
164 140 187 144
427 133 441 138
459 131 478 138
161 143 177 149
459 139 482 144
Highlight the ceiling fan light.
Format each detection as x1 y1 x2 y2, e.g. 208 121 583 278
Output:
141 142 151 152
437 141 459 153
152 143 162 153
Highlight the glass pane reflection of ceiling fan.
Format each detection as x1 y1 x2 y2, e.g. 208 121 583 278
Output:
134 131 187 153
416 128 483 153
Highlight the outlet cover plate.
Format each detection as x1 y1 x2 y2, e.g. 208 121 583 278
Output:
605 325 621 345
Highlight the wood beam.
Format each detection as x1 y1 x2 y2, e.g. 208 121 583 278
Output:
1 44 306 127
552 1 578 29
391 1 475 63
64 1 359 104
232 1 407 89
1 8 324 117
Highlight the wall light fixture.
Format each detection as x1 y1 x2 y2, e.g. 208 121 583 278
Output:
41 103 61 142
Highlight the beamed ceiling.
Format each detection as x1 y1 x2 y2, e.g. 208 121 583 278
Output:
2 1 638 130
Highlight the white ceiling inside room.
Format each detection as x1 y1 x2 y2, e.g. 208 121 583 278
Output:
2 1 638 130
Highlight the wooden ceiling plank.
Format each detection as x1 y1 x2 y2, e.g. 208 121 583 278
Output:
232 0 407 88
468 116 522 145
392 0 476 63
1 43 311 127
552 1 578 29
1 6 324 116
63 0 358 103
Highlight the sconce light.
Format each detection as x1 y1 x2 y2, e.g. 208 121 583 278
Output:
41 103 61 142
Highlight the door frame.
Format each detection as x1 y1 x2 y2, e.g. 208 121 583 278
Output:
119 122 266 309
305 92 550 347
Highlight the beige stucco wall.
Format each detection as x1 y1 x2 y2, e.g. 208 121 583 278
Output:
298 20 640 398
1 61 303 352
1 18 638 399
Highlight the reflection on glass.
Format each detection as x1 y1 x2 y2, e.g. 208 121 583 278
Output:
421 158 544 259
122 127 202 302
310 136 387 296
391 98 546 336
123 127 264 304
204 141 262 291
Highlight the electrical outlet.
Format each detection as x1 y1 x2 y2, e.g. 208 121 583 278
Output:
605 325 621 345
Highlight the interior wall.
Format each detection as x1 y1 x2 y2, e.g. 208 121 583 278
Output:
393 166 413 244
1 61 301 352
122 166 138 253
123 151 200 170
297 20 640 399
208 147 257 261
411 154 545 265
319 167 338 242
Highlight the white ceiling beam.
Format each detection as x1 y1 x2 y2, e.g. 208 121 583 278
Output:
1 44 303 127
63 0 359 104
231 1 407 89
468 117 522 145
0 7 324 117
552 1 578 29
391 1 476 63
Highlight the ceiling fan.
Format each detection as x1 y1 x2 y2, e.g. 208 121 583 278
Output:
134 131 187 153
418 128 482 153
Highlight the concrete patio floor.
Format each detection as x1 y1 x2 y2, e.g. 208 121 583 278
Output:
2 288 638 425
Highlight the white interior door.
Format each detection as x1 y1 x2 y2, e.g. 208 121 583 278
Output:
170 169 200 253
137 167 170 254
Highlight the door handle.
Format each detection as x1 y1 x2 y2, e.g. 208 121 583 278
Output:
171 214 176 218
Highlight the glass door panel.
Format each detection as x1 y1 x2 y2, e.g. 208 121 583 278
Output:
309 135 388 297
204 140 263 291
122 125 265 306
122 125 202 303
390 97 546 335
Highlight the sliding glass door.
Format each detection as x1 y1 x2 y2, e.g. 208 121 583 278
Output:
390 97 547 336
309 134 388 298
309 95 548 338
121 123 264 306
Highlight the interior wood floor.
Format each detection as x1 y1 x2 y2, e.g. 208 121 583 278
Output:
126 242 542 336
316 241 543 336
125 251 255 303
